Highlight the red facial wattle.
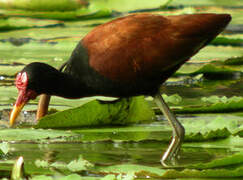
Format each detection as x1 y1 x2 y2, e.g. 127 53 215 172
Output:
9 72 37 126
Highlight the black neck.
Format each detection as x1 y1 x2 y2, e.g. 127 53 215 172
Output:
45 72 97 98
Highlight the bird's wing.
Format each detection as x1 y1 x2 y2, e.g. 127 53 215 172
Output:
82 13 230 83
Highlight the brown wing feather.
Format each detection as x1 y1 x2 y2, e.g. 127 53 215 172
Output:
82 13 230 83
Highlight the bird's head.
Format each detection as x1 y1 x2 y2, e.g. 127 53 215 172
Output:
9 62 59 126
9 71 38 126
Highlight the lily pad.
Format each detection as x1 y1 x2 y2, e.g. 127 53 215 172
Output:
0 129 74 141
35 96 155 129
170 0 243 8
0 0 171 14
175 99 243 114
0 17 63 31
96 151 243 178
0 0 86 11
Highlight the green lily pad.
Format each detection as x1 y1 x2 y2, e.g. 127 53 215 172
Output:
0 0 86 11
1 114 240 143
224 56 243 65
0 17 63 31
89 0 171 12
175 99 243 114
211 36 243 46
163 165 243 178
0 8 112 21
191 64 236 75
170 0 243 8
183 135 243 151
176 63 240 79
0 0 171 21
191 46 243 62
189 151 243 169
96 151 243 178
35 96 155 129
0 129 74 141
0 0 170 13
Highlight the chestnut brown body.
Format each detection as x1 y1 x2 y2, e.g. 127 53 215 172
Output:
63 13 231 97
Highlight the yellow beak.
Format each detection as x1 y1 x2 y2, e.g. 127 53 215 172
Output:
9 102 25 127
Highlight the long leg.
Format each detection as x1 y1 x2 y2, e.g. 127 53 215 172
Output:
36 94 50 120
154 92 185 166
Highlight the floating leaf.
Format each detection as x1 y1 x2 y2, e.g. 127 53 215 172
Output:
191 64 235 76
0 0 86 11
0 129 74 141
211 36 243 46
184 136 243 151
224 56 243 65
89 0 170 12
163 165 243 178
191 46 243 62
97 152 243 178
0 17 64 31
35 96 154 129
175 99 243 114
170 0 243 8
189 151 243 169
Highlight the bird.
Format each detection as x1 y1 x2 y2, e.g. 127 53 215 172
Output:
9 13 231 165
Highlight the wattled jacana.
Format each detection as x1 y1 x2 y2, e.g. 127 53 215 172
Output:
10 13 231 165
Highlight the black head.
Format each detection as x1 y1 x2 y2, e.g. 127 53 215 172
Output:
10 62 60 126
20 62 61 94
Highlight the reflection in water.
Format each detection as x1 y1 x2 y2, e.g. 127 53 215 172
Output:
9 142 233 167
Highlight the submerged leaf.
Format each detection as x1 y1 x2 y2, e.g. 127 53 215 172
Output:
96 164 166 177
35 159 49 168
163 94 182 104
0 142 9 155
163 165 243 178
67 155 93 172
